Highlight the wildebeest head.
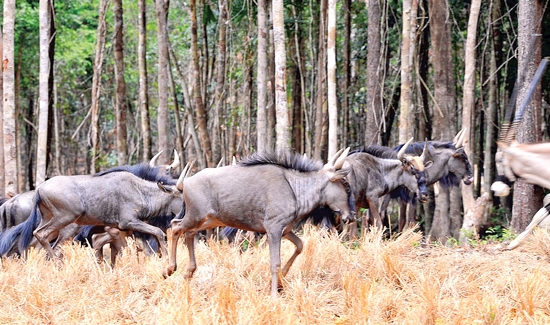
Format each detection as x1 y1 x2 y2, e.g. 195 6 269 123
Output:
320 148 355 223
150 149 181 177
450 128 474 185
397 138 431 203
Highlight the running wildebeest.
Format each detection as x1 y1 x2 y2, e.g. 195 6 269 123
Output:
164 148 354 296
0 155 188 260
0 191 35 231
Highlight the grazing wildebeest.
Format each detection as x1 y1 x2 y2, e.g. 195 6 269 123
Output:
375 130 474 231
164 148 354 296
0 161 188 260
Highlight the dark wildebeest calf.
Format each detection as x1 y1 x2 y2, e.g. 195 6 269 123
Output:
164 148 354 296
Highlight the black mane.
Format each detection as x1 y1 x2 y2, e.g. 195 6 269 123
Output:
94 163 177 185
351 146 397 159
238 151 323 172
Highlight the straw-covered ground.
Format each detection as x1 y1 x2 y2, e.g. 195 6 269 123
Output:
0 226 549 325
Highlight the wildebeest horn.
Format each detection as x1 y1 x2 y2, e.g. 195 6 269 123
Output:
169 149 180 170
420 139 428 162
453 128 467 148
217 157 225 168
150 150 164 167
327 148 345 167
334 147 350 170
176 160 195 191
397 138 414 161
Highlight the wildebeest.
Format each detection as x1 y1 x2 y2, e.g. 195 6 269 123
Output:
376 130 474 231
0 160 188 260
0 191 35 231
164 148 354 296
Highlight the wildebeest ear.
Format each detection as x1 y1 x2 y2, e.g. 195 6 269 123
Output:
424 161 434 169
330 167 350 182
157 182 174 193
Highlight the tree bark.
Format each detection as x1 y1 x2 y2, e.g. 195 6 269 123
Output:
113 0 128 165
0 27 4 194
155 0 170 165
460 0 481 215
365 0 381 145
273 0 290 151
90 0 109 173
327 0 337 157
138 0 151 162
212 0 227 163
190 0 213 167
399 0 413 143
313 0 327 160
3 0 18 196
37 0 51 186
256 0 268 152
511 0 544 232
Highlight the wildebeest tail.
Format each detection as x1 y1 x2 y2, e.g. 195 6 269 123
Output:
17 192 43 253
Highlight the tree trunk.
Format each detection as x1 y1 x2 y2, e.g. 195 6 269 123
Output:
3 0 18 196
113 0 128 165
341 0 351 148
0 28 4 194
90 0 109 173
327 0 337 157
399 0 413 143
256 0 268 152
427 0 459 243
365 0 381 145
212 0 227 163
511 0 544 232
273 0 290 151
190 0 213 168
156 0 170 165
37 0 51 186
460 0 481 216
313 0 327 160
138 0 151 162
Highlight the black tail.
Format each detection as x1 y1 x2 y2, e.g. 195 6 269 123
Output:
17 192 43 253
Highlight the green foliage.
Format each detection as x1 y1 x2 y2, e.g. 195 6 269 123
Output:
483 226 516 243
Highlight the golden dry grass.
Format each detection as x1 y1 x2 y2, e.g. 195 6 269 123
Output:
1 226 550 325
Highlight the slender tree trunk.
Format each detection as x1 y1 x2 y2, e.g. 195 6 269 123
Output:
341 0 351 148
37 0 51 185
256 0 268 152
3 0 17 196
138 0 151 162
273 0 290 151
313 0 327 160
365 0 381 145
212 0 227 163
90 0 109 173
113 0 128 165
460 0 481 216
168 62 184 163
190 0 213 168
0 29 4 194
156 0 170 165
399 0 413 143
511 0 544 232
327 0 337 157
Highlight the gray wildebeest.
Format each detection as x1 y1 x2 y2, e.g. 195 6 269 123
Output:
164 148 354 296
0 157 189 260
0 191 35 231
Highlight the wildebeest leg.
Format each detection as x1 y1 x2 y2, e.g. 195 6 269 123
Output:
281 231 303 278
367 198 383 228
117 220 167 257
406 203 417 230
184 231 198 278
397 201 408 232
266 230 283 296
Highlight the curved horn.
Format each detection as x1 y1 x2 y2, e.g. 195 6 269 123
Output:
397 138 414 161
334 147 350 170
327 148 346 167
456 127 467 148
420 139 428 162
216 157 225 168
169 149 180 170
453 128 464 145
150 150 164 167
176 160 195 191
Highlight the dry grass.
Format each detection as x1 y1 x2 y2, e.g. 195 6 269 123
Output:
1 226 550 324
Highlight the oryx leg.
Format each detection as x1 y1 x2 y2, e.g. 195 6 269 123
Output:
164 220 183 277
507 203 550 250
184 231 199 278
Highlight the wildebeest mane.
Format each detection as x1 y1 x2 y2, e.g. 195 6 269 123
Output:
94 163 177 185
238 151 323 172
0 197 9 206
351 146 396 159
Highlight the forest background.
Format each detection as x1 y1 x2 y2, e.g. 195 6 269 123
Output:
0 0 548 243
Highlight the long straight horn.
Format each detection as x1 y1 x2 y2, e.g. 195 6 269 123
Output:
397 137 414 160
169 149 180 170
334 147 350 169
453 128 464 146
217 157 225 168
327 148 345 167
420 139 428 162
150 150 164 167
176 160 195 191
